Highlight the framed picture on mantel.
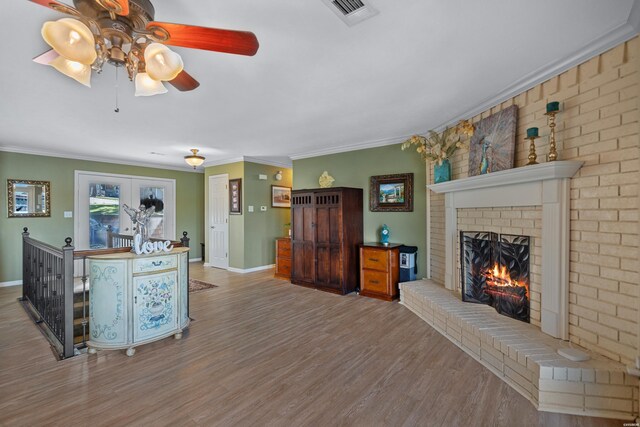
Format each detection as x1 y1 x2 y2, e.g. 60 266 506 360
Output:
229 178 242 214
369 173 414 212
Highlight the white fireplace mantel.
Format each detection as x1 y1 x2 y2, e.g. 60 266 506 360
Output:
428 161 583 340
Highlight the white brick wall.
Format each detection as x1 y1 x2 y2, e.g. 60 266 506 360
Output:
429 37 639 365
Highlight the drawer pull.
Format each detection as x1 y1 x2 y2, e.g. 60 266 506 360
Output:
370 280 379 284
368 258 379 262
151 261 163 267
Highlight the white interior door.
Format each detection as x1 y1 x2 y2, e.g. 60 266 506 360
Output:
208 174 229 269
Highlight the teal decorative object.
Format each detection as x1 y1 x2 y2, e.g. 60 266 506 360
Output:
380 224 390 245
434 159 451 183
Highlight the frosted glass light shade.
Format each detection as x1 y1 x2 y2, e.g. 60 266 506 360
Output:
42 18 96 65
184 149 205 168
135 73 168 96
144 43 183 81
49 56 91 87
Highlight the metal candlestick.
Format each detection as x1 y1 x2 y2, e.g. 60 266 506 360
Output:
526 135 540 165
545 110 558 161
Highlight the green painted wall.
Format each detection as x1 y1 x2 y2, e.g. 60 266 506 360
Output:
293 144 427 275
204 162 244 269
0 151 204 283
203 161 292 270
243 162 292 269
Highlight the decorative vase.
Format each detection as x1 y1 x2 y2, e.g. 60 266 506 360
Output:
380 224 390 245
434 159 451 183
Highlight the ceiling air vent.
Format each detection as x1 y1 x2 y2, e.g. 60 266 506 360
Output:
322 0 378 26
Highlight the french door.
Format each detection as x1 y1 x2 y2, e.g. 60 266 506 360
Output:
74 171 176 251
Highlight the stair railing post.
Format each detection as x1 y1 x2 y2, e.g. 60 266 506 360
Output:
21 227 29 302
62 237 75 358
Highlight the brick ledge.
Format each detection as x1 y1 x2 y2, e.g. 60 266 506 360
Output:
400 279 638 420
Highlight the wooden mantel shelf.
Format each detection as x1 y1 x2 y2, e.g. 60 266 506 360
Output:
427 161 583 194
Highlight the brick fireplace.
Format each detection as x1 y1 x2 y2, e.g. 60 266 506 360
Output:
430 160 583 339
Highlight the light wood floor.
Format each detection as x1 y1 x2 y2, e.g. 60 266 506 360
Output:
0 265 624 426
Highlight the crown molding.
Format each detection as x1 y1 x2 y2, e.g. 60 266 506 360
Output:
293 8 640 161
203 156 293 169
0 145 204 173
289 134 409 160
243 156 293 168
434 8 640 132
203 156 245 167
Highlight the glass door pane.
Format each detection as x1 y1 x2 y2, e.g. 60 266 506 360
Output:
132 179 175 240
89 183 122 249
76 174 132 251
139 186 165 239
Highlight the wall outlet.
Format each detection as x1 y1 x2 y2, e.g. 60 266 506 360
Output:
248 206 254 212
64 211 73 218
260 206 267 211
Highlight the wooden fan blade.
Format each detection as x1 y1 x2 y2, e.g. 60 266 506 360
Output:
29 0 80 15
168 70 200 92
33 49 59 64
147 22 259 56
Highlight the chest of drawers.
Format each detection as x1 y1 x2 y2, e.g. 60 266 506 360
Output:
359 243 401 301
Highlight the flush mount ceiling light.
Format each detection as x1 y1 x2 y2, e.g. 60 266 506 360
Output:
29 0 259 96
184 149 205 169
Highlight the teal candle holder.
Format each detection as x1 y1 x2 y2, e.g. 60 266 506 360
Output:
526 127 539 138
546 101 560 113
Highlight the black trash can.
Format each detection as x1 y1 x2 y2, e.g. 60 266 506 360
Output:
399 245 418 282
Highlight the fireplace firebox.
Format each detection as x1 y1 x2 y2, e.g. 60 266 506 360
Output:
460 231 530 323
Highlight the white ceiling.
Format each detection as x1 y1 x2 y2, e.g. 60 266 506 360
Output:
0 0 637 171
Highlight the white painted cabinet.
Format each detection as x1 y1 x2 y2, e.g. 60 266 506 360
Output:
87 248 189 356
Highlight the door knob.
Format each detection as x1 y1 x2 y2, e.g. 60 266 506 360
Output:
211 226 215 229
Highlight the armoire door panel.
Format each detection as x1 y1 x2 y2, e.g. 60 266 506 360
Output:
329 207 341 243
303 207 315 241
315 246 330 284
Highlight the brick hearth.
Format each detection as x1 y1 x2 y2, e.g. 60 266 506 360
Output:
400 280 638 420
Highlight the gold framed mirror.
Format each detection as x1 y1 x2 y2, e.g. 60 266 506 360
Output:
7 179 51 218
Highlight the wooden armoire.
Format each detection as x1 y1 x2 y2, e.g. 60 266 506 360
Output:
290 187 363 295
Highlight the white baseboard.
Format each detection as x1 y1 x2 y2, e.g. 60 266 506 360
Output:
227 264 275 274
188 257 202 263
0 280 22 288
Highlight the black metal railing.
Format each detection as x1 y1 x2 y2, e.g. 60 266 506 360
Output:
21 228 190 358
21 228 75 359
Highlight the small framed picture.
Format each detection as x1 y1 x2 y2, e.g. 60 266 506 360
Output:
369 173 414 212
229 178 242 214
271 185 291 208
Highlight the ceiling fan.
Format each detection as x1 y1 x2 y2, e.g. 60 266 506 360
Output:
28 0 259 96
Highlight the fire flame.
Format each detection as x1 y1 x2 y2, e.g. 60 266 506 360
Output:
484 263 529 298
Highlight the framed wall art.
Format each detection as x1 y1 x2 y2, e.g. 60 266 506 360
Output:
369 173 413 212
468 105 518 176
229 178 242 214
271 185 291 208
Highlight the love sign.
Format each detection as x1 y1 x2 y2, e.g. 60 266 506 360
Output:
133 233 174 255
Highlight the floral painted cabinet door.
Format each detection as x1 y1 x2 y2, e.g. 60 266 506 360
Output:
133 271 178 342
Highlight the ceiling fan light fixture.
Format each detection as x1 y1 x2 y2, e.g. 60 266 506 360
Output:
134 72 168 96
144 43 184 81
184 148 205 169
49 55 92 87
41 18 97 65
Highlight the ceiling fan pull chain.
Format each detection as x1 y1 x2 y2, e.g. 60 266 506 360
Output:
114 65 120 113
